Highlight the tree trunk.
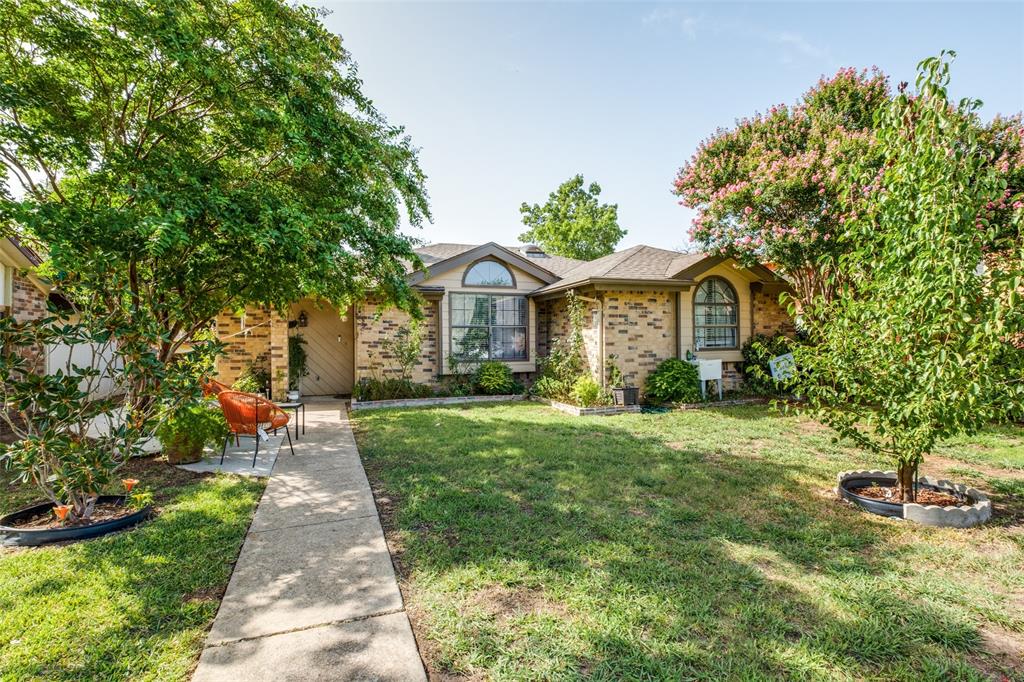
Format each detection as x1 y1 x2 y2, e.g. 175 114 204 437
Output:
897 462 916 503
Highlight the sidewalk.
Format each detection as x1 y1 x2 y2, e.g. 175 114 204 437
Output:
192 400 425 682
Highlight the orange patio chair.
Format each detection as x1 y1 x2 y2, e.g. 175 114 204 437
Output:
201 378 232 398
216 391 295 467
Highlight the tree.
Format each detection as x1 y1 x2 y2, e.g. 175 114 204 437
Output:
0 0 430 377
519 175 625 260
674 68 891 305
795 52 1024 501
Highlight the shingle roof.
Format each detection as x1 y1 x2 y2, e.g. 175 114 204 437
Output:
412 243 585 278
531 245 706 294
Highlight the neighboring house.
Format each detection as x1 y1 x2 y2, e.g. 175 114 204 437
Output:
215 242 794 398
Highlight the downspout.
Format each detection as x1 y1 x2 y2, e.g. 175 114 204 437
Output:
576 293 605 387
675 291 682 359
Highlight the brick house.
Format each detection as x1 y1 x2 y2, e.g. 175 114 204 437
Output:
215 242 794 398
1 237 51 438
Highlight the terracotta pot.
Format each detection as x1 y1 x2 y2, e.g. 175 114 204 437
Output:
164 442 203 465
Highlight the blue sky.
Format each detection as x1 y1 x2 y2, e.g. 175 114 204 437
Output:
320 2 1024 251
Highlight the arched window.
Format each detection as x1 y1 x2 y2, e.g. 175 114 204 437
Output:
694 277 738 350
463 259 515 287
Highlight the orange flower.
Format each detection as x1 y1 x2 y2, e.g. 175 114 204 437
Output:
53 505 71 522
122 478 139 493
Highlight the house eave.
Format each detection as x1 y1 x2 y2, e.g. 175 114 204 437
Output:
529 278 695 301
407 242 560 286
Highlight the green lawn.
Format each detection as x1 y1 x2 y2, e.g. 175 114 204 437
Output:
0 459 264 681
353 402 1024 681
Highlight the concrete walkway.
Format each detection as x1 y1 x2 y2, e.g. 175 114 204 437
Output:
192 400 426 682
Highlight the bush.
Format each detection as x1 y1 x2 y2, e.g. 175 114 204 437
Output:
645 359 701 404
233 364 269 395
288 335 309 391
530 376 571 402
570 376 609 407
741 333 794 396
156 403 229 463
354 377 434 402
473 361 515 395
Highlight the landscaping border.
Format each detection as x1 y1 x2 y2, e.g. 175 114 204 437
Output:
539 398 642 417
676 397 768 410
350 394 525 411
836 470 992 528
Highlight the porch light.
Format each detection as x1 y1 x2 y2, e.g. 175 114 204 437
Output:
298 311 308 327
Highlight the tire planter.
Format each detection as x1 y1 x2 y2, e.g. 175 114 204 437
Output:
0 495 153 547
836 470 991 528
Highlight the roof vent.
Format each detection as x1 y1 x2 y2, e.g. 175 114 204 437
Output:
523 244 547 258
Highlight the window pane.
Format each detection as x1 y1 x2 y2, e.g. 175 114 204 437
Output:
492 295 526 326
452 293 491 326
490 327 527 360
465 260 514 286
696 278 736 304
695 304 736 326
452 326 490 361
702 327 736 348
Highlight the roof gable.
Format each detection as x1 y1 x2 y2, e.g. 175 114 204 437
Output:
408 242 560 286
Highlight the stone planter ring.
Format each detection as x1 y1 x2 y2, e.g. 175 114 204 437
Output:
836 470 991 528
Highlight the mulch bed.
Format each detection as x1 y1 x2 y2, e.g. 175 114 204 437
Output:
851 484 963 507
6 501 136 530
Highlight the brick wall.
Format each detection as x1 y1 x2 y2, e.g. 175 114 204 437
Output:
602 290 676 391
536 296 601 381
214 306 274 389
752 288 797 337
2 270 49 438
355 298 439 384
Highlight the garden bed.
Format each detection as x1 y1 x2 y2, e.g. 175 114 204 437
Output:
537 397 642 416
1 495 152 547
350 394 525 411
836 470 992 527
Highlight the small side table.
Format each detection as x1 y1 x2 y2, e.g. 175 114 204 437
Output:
275 401 305 441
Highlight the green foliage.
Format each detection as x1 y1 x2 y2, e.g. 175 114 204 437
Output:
232 364 269 395
0 300 193 520
795 51 1024 500
606 354 626 388
382 322 424 381
530 376 571 402
473 361 515 395
0 0 430 382
570 376 609 407
155 403 229 461
741 333 795 396
519 175 626 260
645 359 701 405
288 335 309 391
354 378 434 402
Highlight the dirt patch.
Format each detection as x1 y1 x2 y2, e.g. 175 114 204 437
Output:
972 624 1024 679
469 584 568 624
850 484 963 507
923 455 1024 482
184 585 225 604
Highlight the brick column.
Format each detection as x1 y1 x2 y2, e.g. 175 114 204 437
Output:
269 310 289 401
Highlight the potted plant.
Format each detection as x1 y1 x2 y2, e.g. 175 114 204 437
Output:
157 403 230 464
607 355 639 406
287 334 309 401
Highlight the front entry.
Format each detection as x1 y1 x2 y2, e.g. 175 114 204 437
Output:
290 301 355 396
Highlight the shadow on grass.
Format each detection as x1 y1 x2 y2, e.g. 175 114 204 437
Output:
356 404 1018 680
0 474 263 681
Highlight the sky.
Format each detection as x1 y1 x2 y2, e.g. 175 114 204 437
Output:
319 1 1024 252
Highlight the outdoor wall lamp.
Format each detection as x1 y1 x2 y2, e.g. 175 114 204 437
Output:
297 311 308 327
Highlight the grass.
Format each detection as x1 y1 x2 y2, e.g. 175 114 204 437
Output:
0 458 264 681
353 402 1024 681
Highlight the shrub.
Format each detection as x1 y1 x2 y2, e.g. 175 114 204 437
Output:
156 403 229 463
645 359 701 404
570 376 609 407
530 376 569 401
383 323 423 380
606 354 626 388
288 335 309 390
473 361 515 395
354 377 434 402
741 333 795 396
233 364 269 395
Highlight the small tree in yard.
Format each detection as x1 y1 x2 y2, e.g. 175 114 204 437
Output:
520 175 625 260
796 52 1024 502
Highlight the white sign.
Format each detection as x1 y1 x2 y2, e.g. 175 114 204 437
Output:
769 353 796 382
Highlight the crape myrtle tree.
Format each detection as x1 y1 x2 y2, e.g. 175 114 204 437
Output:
0 0 430 375
519 175 625 260
674 67 891 306
795 52 1024 502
